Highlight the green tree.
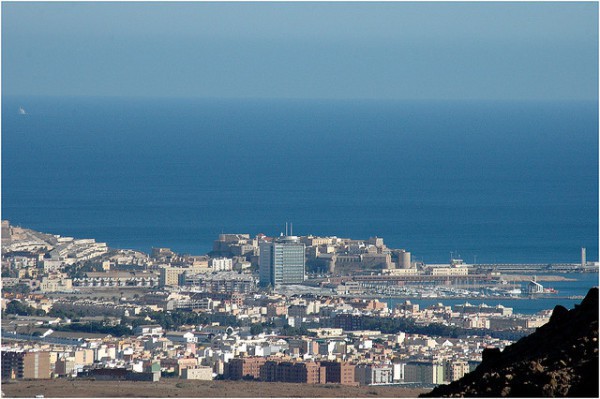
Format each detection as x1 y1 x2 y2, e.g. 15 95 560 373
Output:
250 323 264 336
4 300 46 316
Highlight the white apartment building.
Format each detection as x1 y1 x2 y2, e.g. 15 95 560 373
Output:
210 257 233 271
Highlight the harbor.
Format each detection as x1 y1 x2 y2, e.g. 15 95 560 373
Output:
380 272 598 314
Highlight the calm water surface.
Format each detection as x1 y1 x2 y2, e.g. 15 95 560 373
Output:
2 97 598 265
386 272 599 314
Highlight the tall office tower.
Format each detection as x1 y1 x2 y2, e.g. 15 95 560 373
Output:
581 247 586 268
259 236 305 287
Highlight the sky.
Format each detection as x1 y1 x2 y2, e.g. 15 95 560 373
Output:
2 2 598 101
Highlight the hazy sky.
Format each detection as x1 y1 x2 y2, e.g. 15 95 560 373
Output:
2 2 598 100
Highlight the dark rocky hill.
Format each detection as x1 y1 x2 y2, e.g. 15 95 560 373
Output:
422 287 599 397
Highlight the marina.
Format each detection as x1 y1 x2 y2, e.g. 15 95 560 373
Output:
382 272 598 314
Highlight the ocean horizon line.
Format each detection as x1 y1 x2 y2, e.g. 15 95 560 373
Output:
3 94 598 104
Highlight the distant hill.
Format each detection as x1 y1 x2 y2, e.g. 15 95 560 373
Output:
422 287 599 397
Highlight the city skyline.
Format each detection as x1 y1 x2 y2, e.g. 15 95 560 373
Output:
1 3 598 395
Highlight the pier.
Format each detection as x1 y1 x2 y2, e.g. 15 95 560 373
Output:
473 263 599 273
353 274 499 286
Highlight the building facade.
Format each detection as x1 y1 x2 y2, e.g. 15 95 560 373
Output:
182 366 213 380
355 364 393 385
226 357 267 380
259 236 305 287
1 351 51 380
259 360 326 384
321 361 357 385
210 257 233 271
444 359 470 382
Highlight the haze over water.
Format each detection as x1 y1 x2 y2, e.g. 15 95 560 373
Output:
2 96 598 264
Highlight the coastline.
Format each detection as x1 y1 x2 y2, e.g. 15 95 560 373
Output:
359 294 586 302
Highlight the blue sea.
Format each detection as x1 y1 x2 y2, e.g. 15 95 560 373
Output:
2 96 598 265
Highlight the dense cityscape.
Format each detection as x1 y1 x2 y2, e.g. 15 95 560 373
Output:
1 220 597 394
3 1 599 397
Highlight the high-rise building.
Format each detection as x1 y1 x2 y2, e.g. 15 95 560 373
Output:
259 236 305 287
